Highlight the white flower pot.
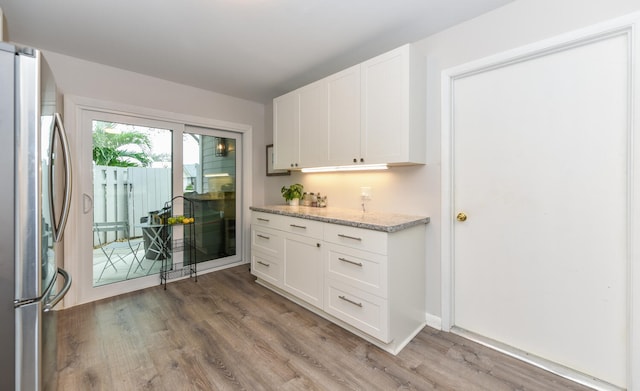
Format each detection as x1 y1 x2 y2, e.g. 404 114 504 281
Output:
288 198 299 206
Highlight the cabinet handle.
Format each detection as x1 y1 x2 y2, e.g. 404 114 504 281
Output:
290 224 307 229
257 261 270 267
360 158 364 163
257 234 270 240
338 295 363 308
337 234 362 241
338 257 363 267
353 158 357 163
257 217 270 222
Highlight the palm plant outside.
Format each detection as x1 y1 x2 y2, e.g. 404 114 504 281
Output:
92 121 153 167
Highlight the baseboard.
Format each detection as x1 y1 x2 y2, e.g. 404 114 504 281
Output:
425 313 442 330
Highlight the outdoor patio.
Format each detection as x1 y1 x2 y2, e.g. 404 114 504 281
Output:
93 245 166 287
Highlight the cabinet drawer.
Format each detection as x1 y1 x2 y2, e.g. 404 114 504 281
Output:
251 227 283 257
281 216 323 239
252 211 287 229
251 251 282 288
252 212 323 239
325 279 389 342
323 224 387 254
326 244 387 298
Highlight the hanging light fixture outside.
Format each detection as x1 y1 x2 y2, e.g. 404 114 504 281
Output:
215 137 228 157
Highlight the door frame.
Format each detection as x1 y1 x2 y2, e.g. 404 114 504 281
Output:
62 95 253 306
441 13 639 390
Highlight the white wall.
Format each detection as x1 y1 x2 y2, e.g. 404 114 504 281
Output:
261 0 640 320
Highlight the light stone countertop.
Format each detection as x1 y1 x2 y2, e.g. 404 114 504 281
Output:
250 205 429 233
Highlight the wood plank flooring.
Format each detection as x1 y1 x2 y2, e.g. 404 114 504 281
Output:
55 265 594 390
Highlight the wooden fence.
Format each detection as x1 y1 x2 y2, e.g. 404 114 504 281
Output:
93 165 171 245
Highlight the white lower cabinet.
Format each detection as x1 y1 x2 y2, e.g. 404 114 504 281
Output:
251 226 284 288
250 211 426 355
251 251 282 288
325 244 387 296
325 278 389 342
282 233 323 309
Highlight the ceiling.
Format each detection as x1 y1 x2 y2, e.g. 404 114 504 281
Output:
0 0 514 103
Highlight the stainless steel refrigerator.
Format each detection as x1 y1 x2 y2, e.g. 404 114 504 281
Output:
0 42 72 390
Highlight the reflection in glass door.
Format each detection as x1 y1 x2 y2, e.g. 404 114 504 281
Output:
183 131 239 269
92 120 172 286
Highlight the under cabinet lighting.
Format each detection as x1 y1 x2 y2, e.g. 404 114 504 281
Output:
301 164 388 173
204 173 230 177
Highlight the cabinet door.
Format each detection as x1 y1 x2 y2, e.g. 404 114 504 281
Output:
283 233 323 309
273 91 299 169
327 65 361 166
298 80 329 168
361 45 409 164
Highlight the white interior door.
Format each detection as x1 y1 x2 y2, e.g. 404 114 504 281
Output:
444 24 636 389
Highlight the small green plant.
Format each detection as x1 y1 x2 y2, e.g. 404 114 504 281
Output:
281 183 304 202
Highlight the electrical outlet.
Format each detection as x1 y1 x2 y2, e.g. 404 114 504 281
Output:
360 186 372 201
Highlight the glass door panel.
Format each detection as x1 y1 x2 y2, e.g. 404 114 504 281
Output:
183 132 238 268
92 120 172 286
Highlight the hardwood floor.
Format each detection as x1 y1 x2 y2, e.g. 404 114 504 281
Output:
55 265 593 390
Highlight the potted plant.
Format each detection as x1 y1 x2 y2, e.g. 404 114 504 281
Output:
281 183 304 206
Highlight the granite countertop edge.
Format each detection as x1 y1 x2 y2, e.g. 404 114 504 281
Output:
250 205 430 233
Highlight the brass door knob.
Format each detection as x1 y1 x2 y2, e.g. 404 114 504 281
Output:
456 212 467 222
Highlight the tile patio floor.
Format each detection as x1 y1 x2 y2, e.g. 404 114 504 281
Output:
92 243 166 287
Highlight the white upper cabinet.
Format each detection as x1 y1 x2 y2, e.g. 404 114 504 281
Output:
327 65 361 166
273 43 425 169
298 79 329 168
361 45 421 165
273 90 300 170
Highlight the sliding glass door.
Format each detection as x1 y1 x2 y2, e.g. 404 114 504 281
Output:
183 126 241 271
78 108 244 303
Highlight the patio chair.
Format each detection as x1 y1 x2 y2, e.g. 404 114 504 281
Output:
93 221 144 281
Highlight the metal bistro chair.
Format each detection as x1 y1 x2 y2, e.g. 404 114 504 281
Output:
93 221 144 281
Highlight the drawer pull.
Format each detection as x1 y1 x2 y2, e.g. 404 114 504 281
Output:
338 257 363 267
257 261 270 267
338 295 363 308
257 234 270 240
290 224 307 229
257 217 270 222
337 234 362 241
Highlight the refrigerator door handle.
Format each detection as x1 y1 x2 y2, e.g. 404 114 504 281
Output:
50 112 72 242
43 268 71 312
